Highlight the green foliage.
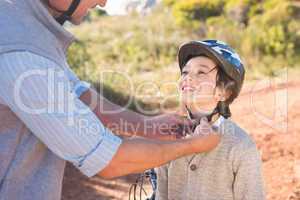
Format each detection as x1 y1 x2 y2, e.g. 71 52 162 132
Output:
66 0 300 110
245 0 300 56
162 0 176 7
67 10 187 111
224 0 260 24
67 40 95 80
172 0 225 27
225 0 255 7
250 24 292 55
206 16 242 48
86 9 107 21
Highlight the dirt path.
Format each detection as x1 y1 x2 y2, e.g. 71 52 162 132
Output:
62 77 300 200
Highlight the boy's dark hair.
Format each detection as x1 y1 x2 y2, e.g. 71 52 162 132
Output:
215 68 239 105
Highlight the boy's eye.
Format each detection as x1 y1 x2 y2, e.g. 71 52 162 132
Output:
197 71 204 75
181 71 188 76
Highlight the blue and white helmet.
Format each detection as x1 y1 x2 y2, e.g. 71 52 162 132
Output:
178 40 245 96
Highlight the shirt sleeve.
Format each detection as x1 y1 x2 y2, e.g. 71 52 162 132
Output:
155 164 169 200
60 64 91 98
0 51 122 177
232 141 266 200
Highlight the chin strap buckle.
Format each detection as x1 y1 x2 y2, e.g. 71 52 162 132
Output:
55 0 81 25
184 101 231 135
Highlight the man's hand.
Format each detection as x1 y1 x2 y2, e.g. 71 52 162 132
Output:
80 88 195 139
144 113 196 140
189 117 216 137
98 133 220 179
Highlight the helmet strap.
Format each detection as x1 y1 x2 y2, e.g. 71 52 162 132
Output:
184 101 231 135
207 101 231 122
55 0 81 25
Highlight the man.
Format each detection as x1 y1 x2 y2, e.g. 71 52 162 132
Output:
0 1 220 200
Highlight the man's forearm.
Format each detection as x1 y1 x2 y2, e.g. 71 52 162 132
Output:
98 134 219 179
80 88 148 136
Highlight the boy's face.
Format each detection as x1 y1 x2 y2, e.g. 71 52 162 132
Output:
179 56 223 113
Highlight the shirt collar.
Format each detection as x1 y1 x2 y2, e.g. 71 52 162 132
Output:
30 0 76 51
212 115 225 129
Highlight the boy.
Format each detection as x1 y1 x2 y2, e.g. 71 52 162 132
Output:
156 40 265 200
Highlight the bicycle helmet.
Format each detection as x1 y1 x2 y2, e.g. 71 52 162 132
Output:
178 40 245 121
178 40 245 96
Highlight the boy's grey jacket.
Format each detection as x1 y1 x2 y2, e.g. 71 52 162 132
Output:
156 118 266 200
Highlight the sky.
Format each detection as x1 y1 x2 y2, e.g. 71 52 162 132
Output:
101 0 128 15
98 0 159 15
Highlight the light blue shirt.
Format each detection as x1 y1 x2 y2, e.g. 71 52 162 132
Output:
0 51 122 199
0 1 123 199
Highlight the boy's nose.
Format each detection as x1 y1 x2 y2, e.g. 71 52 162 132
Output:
184 74 193 82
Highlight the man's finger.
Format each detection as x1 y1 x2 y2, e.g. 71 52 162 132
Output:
200 117 208 124
180 117 198 126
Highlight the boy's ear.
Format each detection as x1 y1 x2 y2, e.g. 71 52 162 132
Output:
214 86 232 102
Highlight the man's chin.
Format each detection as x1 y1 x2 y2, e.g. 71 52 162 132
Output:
70 18 82 25
70 15 86 25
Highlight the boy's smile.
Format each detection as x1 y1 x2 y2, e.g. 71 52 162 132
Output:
179 56 219 113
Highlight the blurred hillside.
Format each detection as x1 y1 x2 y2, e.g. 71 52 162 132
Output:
67 0 300 113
